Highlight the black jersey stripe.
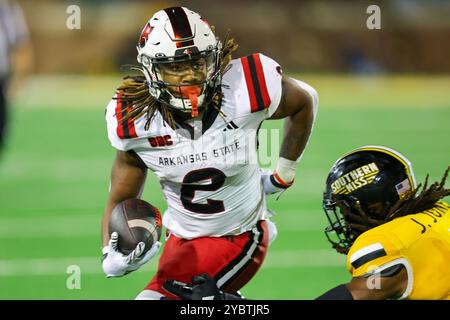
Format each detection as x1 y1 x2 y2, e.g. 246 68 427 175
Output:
351 248 387 269
246 54 265 112
164 7 194 46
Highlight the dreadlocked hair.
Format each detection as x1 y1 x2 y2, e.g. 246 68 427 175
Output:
331 242 351 255
114 28 239 130
115 76 175 129
387 166 450 220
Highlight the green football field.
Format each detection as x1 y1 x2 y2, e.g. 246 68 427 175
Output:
0 75 449 299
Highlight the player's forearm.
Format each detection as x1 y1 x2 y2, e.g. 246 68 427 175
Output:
279 101 314 161
101 151 148 247
102 200 118 246
101 181 147 247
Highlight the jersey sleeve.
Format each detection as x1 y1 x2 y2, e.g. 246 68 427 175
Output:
347 230 414 299
346 232 403 278
105 95 139 152
239 53 283 118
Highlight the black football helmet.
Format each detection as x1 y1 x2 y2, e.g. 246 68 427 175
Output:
323 146 417 252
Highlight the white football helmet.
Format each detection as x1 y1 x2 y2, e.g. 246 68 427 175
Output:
136 7 222 117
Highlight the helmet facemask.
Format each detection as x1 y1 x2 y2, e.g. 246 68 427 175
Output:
323 193 358 254
140 45 222 118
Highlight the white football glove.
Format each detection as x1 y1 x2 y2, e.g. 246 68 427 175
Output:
261 170 293 195
102 232 161 278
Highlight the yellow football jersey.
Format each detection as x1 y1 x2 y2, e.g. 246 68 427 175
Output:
346 201 450 300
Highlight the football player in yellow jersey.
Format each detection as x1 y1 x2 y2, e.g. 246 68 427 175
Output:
163 145 450 300
318 145 450 300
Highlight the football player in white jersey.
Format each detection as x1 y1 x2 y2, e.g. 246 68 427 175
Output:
101 6 318 300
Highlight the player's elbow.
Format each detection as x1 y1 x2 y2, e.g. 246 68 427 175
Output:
289 77 318 118
309 86 319 115
302 83 318 121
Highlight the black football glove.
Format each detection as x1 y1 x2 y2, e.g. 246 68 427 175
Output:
163 274 243 300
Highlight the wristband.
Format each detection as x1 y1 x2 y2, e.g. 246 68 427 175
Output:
275 157 297 184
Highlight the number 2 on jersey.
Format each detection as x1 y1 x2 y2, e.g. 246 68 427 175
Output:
180 168 226 214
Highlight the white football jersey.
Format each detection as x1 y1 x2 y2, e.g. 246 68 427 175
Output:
106 53 282 239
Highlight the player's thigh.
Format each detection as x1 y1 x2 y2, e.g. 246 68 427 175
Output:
149 234 244 284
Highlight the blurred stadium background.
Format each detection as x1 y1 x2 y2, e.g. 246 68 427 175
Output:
0 0 449 299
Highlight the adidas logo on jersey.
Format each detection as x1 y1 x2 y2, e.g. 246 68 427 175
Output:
223 121 239 131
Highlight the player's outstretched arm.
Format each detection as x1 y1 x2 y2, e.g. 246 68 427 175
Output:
101 150 148 247
316 266 408 300
262 77 318 194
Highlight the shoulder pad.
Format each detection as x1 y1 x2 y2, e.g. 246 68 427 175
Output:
224 53 282 117
347 231 402 277
105 95 140 151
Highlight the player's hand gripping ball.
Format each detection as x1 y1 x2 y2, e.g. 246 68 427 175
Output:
108 199 162 254
102 199 162 277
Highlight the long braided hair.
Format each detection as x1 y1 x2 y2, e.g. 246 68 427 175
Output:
114 29 238 130
387 166 450 219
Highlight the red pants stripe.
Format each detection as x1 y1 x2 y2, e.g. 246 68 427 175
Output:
145 220 269 299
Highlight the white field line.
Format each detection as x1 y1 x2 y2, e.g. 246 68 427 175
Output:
0 213 326 238
0 250 345 277
0 215 101 238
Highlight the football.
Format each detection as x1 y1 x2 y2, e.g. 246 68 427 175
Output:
108 198 162 255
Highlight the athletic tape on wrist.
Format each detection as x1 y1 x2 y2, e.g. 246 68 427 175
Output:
275 157 297 184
